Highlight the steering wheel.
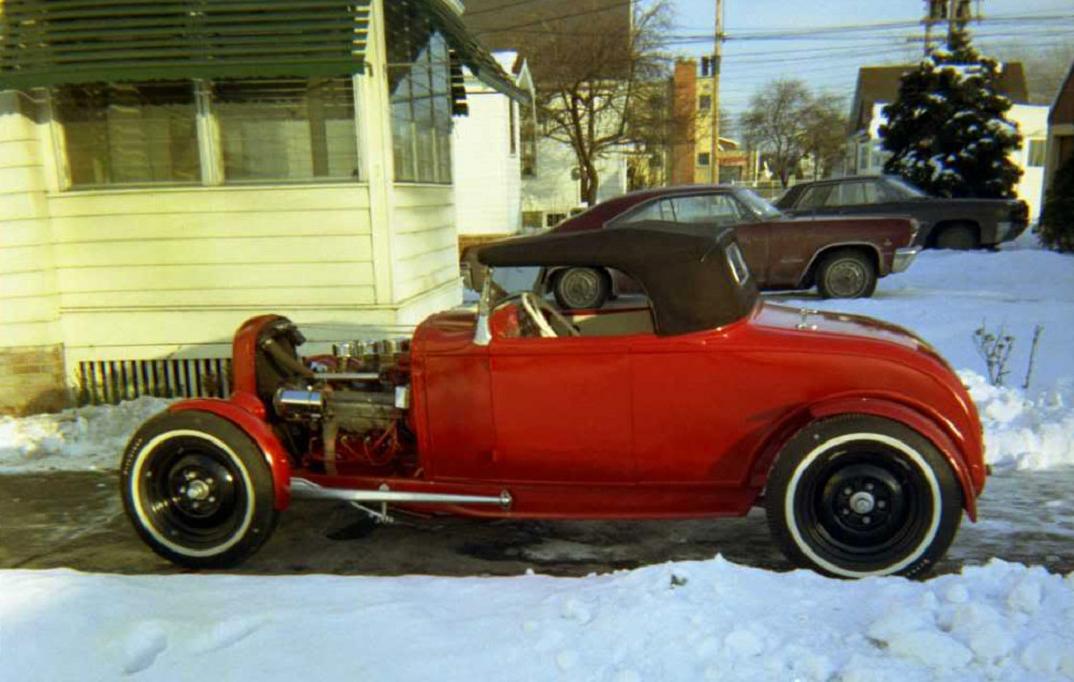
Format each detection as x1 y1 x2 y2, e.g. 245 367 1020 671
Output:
520 292 580 338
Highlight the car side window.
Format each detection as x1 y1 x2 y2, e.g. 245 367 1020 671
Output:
873 180 899 202
615 198 673 226
837 181 876 206
798 184 833 209
668 194 746 226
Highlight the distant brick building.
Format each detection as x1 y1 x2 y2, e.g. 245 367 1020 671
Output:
669 59 756 186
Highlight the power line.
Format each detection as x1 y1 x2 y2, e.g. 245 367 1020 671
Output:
473 0 634 34
464 0 552 17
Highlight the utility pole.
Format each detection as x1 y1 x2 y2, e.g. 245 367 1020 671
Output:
709 0 723 184
923 0 977 55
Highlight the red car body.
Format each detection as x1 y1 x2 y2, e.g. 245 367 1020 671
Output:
167 304 984 519
122 226 982 578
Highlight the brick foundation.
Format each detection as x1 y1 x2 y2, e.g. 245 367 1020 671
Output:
0 345 70 416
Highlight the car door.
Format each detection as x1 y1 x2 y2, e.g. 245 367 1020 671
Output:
488 332 635 483
627 328 769 503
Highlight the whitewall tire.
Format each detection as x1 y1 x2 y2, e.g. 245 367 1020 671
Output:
764 415 962 579
120 411 279 569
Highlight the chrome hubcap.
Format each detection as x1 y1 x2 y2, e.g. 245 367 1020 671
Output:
562 269 601 308
185 479 211 501
849 491 876 514
827 261 866 297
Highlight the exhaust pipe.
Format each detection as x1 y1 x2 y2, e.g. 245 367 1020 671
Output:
290 477 512 509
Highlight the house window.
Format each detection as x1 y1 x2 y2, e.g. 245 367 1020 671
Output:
214 78 359 182
385 5 454 184
698 94 712 111
55 82 200 187
545 212 567 227
520 103 537 176
1027 139 1047 167
54 77 361 188
698 152 711 167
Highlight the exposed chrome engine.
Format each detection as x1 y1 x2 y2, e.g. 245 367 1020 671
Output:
256 319 415 473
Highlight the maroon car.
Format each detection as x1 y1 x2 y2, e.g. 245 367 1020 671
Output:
545 186 919 309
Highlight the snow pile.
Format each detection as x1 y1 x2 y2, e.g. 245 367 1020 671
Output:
961 371 1074 471
0 397 171 473
2 558 1071 680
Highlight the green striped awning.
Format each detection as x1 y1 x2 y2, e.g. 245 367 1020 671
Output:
0 0 373 89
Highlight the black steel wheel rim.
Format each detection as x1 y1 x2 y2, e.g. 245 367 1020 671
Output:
795 442 933 570
138 436 247 550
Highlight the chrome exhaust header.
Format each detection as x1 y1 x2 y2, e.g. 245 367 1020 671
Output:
290 478 513 509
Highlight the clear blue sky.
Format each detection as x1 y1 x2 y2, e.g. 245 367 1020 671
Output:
669 0 1074 122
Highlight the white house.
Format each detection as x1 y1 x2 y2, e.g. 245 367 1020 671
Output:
849 102 1049 220
0 0 525 414
451 51 535 243
521 139 631 229
845 63 1047 220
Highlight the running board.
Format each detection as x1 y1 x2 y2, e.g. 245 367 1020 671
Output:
290 477 513 509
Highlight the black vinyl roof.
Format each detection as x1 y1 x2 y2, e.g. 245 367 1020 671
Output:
477 222 759 336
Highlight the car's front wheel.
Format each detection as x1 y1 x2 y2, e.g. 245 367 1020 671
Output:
552 267 610 310
765 415 962 579
120 410 279 569
816 249 877 299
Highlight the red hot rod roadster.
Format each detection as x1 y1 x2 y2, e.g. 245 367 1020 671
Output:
121 223 985 578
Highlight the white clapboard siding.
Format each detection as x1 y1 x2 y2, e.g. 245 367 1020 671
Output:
48 184 379 354
391 184 460 303
452 84 522 235
0 93 60 349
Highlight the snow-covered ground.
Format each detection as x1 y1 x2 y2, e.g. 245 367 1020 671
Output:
2 558 1072 680
1 242 1072 681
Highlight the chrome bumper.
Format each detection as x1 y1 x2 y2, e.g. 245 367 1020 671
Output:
893 247 919 273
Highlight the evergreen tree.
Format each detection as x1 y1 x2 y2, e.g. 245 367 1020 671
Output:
879 30 1022 198
1036 154 1074 253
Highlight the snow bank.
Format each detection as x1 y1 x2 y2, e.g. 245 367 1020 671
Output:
0 397 171 473
2 558 1071 681
962 371 1074 471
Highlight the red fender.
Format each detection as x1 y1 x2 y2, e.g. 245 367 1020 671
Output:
805 397 978 520
168 395 292 510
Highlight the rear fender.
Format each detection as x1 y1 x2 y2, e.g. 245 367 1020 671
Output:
168 396 292 510
749 397 977 520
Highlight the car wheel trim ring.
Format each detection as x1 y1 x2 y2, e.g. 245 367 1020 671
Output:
130 429 256 558
825 260 867 297
561 269 601 308
783 432 942 578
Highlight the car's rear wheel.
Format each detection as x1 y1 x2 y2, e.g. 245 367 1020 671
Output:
552 267 610 310
120 410 278 569
764 415 962 579
816 249 877 299
934 223 978 250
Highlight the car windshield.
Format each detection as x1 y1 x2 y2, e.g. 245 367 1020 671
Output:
733 188 783 219
883 176 927 198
